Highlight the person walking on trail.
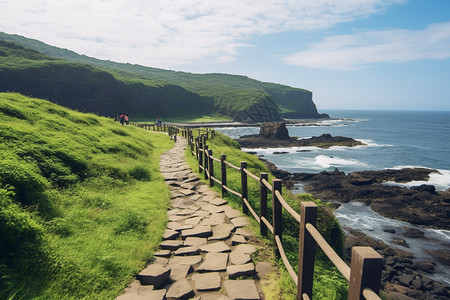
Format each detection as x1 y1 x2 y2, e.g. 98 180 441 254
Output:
156 117 162 127
119 113 126 125
125 113 129 125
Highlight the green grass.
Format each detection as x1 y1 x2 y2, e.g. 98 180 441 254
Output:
0 92 173 299
0 33 323 120
185 131 348 299
133 113 233 123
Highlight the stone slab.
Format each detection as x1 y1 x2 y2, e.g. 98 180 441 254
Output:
229 251 252 265
197 253 228 272
181 225 212 239
209 223 235 241
163 229 180 240
154 249 171 258
199 241 231 253
191 272 221 291
199 213 225 226
184 237 208 247
235 244 257 255
176 209 196 216
223 280 260 300
169 255 202 266
227 263 255 279
223 207 241 219
116 289 166 300
160 240 183 251
235 228 251 239
166 279 195 299
231 234 247 245
184 216 203 225
174 246 200 256
209 197 227 206
137 264 171 288
231 217 249 228
192 293 230 300
170 264 193 281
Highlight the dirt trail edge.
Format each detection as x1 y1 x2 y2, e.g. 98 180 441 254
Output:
117 137 272 300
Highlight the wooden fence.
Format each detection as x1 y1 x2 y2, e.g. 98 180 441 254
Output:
136 124 383 300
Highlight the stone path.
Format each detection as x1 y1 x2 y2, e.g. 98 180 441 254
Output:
117 137 271 300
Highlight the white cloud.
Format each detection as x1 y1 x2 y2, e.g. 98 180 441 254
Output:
0 0 405 68
283 22 450 70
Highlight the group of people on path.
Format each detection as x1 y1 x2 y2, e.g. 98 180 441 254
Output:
116 115 174 142
119 113 129 125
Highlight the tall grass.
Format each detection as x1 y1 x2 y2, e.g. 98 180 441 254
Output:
0 92 173 299
184 131 347 299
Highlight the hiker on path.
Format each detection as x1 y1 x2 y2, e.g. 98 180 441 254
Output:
119 113 125 125
156 117 162 127
125 113 129 125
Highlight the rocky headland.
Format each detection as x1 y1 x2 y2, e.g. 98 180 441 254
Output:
236 121 364 148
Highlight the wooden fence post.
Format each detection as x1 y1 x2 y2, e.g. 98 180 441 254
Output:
240 162 249 215
209 150 214 187
260 173 268 237
348 247 383 300
272 179 282 258
221 155 227 198
297 202 318 300
198 139 203 173
195 137 199 160
204 145 209 180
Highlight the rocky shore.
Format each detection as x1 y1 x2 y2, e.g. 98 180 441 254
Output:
345 228 449 299
300 168 450 230
257 158 450 299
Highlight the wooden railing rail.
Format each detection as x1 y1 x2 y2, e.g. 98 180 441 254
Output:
135 124 383 300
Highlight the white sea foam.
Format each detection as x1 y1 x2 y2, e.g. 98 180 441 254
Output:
383 168 450 191
314 155 369 169
241 146 320 154
356 139 393 147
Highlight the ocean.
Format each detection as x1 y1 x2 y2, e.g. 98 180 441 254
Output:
215 110 450 285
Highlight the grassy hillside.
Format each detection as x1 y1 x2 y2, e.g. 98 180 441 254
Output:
184 132 347 299
0 32 326 121
0 40 215 120
0 92 173 299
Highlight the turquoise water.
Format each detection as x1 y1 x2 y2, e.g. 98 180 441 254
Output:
216 110 450 285
217 110 450 191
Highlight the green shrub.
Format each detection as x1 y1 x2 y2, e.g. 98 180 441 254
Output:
114 211 148 234
129 165 151 181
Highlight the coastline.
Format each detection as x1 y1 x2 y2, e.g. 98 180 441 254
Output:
257 155 450 298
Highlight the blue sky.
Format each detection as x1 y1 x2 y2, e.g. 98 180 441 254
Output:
1 0 449 111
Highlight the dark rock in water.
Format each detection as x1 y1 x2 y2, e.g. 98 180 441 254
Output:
273 151 289 154
424 248 450 266
411 184 437 195
391 238 409 247
383 227 397 234
401 227 425 239
348 173 375 185
259 121 290 140
237 122 365 149
415 261 436 274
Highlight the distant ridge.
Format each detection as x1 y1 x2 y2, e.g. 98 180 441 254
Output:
0 32 328 121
